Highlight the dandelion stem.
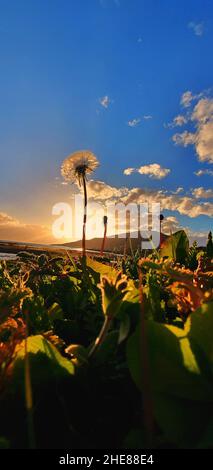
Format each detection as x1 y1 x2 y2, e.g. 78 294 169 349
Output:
82 175 87 258
100 216 108 256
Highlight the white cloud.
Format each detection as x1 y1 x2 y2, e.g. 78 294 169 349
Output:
180 90 203 108
123 168 135 176
128 118 141 127
162 216 181 234
195 121 213 163
185 228 208 246
123 163 170 179
180 91 194 108
191 98 213 123
194 169 213 177
173 95 213 164
123 190 213 218
0 212 19 226
137 163 170 179
172 187 184 194
172 130 197 146
99 95 111 108
192 187 213 199
188 21 204 36
0 211 52 243
87 179 213 219
174 115 187 126
161 217 208 245
167 115 187 128
87 180 127 201
143 115 152 120
127 115 152 127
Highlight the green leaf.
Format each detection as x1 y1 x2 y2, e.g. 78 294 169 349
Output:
23 296 51 334
188 301 213 371
126 320 213 401
12 335 74 391
86 257 117 278
153 393 212 448
116 281 140 323
126 317 213 447
140 260 163 270
48 302 64 321
160 230 189 263
65 344 88 367
123 280 139 304
118 313 131 344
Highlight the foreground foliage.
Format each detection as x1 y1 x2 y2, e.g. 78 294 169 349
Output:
0 231 213 449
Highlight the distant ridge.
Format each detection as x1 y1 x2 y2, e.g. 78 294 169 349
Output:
62 231 168 254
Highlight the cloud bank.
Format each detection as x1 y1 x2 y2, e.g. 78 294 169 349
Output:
172 91 213 164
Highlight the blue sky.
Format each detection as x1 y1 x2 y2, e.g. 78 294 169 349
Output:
0 0 212 243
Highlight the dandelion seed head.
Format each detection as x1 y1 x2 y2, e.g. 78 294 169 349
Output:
61 150 99 186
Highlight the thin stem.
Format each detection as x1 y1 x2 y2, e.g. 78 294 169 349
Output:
24 312 36 449
82 175 87 258
170 229 175 260
88 316 111 358
129 235 134 257
100 223 107 256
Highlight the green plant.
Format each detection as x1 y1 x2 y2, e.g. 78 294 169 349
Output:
186 241 198 270
126 301 213 448
0 250 213 449
207 231 213 259
160 230 189 264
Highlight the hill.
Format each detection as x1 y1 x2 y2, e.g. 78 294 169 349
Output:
62 231 168 254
